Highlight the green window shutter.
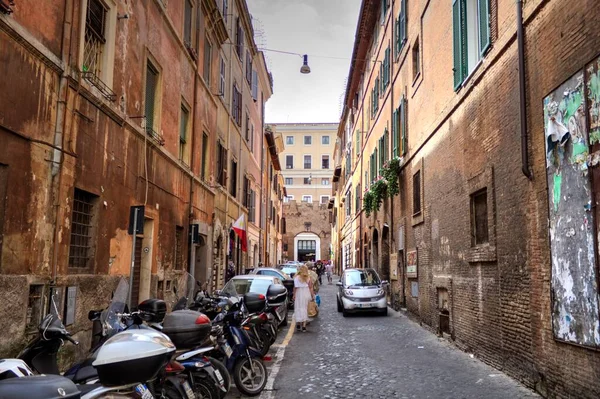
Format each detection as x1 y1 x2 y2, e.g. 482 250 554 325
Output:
380 64 384 93
385 128 389 162
400 0 407 47
452 0 462 90
400 97 407 156
375 148 379 176
479 0 491 56
395 17 400 55
356 130 360 157
392 109 398 157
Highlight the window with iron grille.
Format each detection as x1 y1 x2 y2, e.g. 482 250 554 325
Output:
413 170 421 215
145 61 159 133
83 0 107 78
471 188 489 245
69 188 98 270
175 226 184 270
179 104 189 164
230 159 238 197
201 132 209 181
203 37 212 87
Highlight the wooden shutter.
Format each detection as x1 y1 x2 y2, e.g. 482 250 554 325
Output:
145 62 158 131
252 70 258 100
392 108 398 157
452 0 462 89
400 0 407 48
384 128 389 163
400 96 407 156
479 0 491 56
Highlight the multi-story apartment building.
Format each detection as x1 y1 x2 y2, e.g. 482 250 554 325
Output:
332 0 600 397
0 0 275 358
272 123 337 206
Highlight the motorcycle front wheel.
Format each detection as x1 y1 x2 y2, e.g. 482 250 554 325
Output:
233 357 267 397
207 356 230 399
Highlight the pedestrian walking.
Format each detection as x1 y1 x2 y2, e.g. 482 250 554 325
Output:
325 262 333 284
316 261 324 285
293 265 315 332
226 260 236 282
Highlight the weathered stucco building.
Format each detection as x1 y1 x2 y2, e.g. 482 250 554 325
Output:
332 0 600 397
0 0 275 359
283 201 331 263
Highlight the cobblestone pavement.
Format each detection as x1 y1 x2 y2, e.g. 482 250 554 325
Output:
240 277 539 399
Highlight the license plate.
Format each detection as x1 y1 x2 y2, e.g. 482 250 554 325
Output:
222 342 233 358
182 381 195 399
135 384 154 399
358 303 373 308
214 369 226 389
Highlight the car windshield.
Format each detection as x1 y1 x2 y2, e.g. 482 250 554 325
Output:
281 267 297 274
344 269 381 287
222 278 272 297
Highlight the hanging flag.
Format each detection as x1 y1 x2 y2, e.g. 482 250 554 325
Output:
232 214 248 252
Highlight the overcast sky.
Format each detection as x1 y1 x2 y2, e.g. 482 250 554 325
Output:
247 0 362 124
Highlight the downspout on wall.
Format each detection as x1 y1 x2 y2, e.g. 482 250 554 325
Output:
517 0 532 180
51 0 75 282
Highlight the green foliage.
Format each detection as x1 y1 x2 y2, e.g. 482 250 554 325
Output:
362 157 403 217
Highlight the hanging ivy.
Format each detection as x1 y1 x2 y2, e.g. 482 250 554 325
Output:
382 156 402 197
362 157 403 217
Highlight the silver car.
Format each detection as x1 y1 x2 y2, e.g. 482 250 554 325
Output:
336 268 388 316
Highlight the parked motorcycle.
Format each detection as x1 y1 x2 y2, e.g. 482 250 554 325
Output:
14 280 194 398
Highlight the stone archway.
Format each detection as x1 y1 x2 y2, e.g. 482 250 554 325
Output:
294 232 321 262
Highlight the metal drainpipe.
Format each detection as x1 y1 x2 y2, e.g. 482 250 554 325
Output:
51 0 75 283
188 7 202 279
517 0 532 180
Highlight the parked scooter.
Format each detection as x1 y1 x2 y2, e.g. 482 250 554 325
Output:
0 315 177 398
14 280 194 398
200 293 268 397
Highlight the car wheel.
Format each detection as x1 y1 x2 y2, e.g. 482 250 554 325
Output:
342 307 349 317
381 307 388 316
337 297 342 313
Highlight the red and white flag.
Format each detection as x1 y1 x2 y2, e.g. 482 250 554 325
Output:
232 214 248 252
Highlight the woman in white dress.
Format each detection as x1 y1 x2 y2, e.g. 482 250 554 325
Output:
293 265 315 332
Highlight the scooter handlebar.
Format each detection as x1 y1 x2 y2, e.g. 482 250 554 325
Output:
65 335 79 345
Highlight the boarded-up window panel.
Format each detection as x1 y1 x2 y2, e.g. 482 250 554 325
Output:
546 69 600 347
145 62 159 130
413 170 421 215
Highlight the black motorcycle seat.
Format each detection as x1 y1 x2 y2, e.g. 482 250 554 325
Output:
76 383 102 395
0 374 80 399
71 365 98 383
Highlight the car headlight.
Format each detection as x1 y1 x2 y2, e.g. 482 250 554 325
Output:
343 289 354 296
377 289 385 296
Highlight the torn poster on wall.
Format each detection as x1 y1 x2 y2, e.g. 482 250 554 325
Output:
544 68 600 348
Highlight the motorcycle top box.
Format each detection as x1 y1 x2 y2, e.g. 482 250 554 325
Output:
266 284 287 306
0 374 81 399
162 309 212 348
138 298 167 323
244 292 267 313
92 329 175 386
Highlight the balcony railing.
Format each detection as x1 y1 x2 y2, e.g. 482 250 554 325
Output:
145 127 165 146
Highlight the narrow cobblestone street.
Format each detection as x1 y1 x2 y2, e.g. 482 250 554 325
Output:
247 280 539 399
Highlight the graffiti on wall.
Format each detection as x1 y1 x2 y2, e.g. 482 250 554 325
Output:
544 68 600 347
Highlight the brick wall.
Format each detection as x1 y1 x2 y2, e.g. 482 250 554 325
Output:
283 201 331 262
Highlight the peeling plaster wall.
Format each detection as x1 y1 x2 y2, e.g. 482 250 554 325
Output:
544 71 600 347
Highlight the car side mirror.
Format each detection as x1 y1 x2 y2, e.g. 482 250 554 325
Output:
381 280 389 286
336 281 343 287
